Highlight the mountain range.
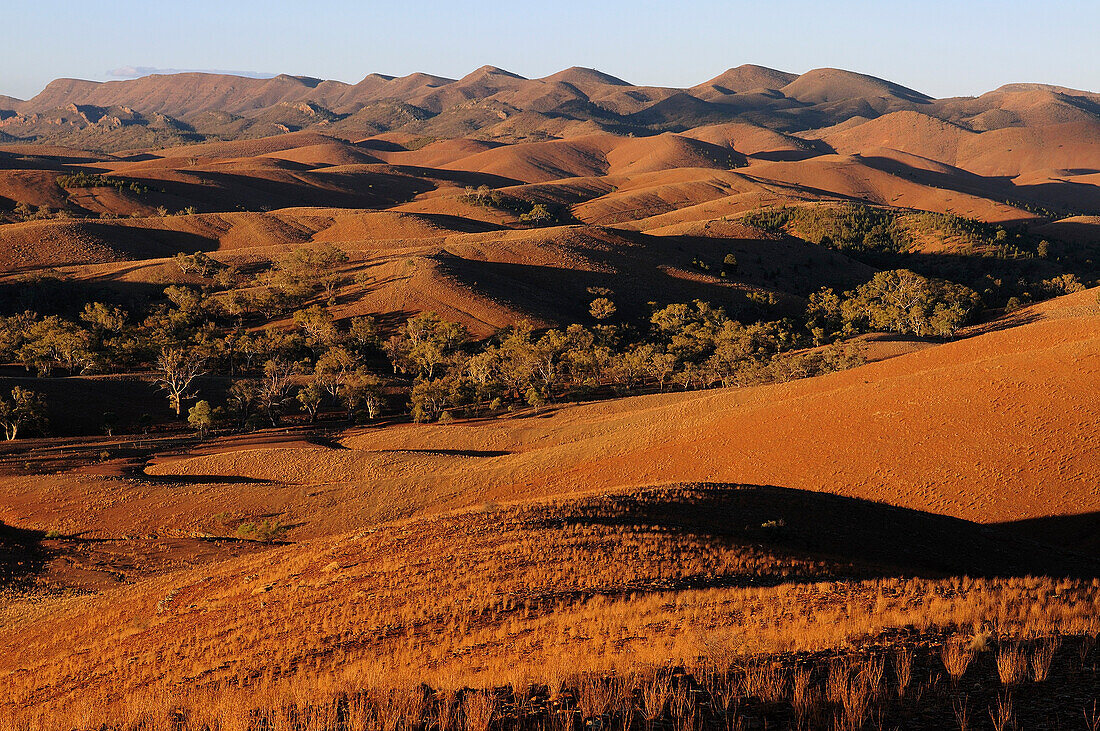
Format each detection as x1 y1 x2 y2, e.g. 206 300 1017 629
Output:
2 64 1098 151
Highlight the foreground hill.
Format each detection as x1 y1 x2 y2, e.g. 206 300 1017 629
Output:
1 290 1090 547
0 291 1097 722
135 289 1098 540
2 482 1098 723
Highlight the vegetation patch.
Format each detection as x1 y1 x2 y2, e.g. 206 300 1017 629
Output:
56 172 149 195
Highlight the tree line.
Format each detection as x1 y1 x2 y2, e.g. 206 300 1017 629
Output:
0 241 998 438
741 204 1094 312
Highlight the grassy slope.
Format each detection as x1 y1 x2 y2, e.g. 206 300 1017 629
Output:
0 291 1096 719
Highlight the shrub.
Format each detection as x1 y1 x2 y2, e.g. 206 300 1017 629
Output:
1030 638 1059 682
519 203 552 225
589 297 616 321
941 640 973 682
0 387 48 440
841 269 980 337
236 519 288 542
741 206 792 233
744 204 907 252
188 400 215 437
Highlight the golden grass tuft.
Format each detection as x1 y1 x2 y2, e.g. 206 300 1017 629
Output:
941 639 974 683
995 644 1029 686
891 648 912 697
1030 637 1060 682
988 691 1014 731
462 691 496 731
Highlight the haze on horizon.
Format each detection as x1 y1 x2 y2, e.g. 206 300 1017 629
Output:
2 0 1098 101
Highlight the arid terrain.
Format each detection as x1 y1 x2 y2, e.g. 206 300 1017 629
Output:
0 65 1097 730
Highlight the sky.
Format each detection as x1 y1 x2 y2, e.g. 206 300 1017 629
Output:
2 0 1097 100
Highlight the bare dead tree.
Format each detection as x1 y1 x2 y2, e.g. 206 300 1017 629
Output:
155 347 207 416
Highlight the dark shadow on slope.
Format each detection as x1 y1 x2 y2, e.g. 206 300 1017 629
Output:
377 448 510 457
434 253 754 325
353 140 408 153
431 227 872 326
748 149 824 162
23 534 280 592
0 521 46 590
992 513 1100 560
399 212 507 233
531 483 1100 582
371 163 524 190
139 474 275 485
858 154 1100 216
957 309 1042 336
0 277 172 316
0 149 110 167
183 168 434 210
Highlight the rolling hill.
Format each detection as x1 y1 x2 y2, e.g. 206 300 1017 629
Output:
0 63 1098 729
0 290 1096 722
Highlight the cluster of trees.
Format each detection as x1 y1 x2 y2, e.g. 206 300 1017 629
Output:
807 269 982 341
0 285 871 435
6 203 75 223
744 203 1043 259
393 304 865 423
0 387 47 440
0 174 154 224
1003 272 1087 311
743 204 904 253
149 301 386 430
217 243 353 318
390 267 991 422
0 228 1025 438
742 204 1097 312
2 203 195 224
56 172 149 195
462 186 559 226
688 253 739 279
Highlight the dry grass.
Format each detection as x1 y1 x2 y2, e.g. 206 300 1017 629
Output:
790 666 812 718
837 672 871 731
952 694 971 731
463 691 496 731
0 639 1090 730
1086 699 1100 731
1030 637 1060 682
891 648 912 697
575 676 620 720
988 691 1015 731
641 674 671 722
996 644 1029 685
941 640 975 683
823 656 883 731
739 661 786 703
1 487 1099 726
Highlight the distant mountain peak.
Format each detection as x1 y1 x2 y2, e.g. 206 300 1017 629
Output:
696 65 797 93
783 68 932 104
542 67 632 87
463 66 527 81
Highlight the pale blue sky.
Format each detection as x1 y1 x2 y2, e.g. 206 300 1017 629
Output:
2 1 1097 100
